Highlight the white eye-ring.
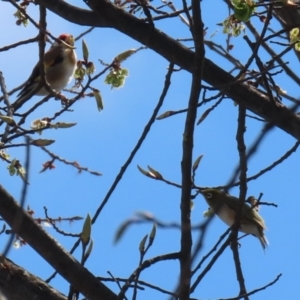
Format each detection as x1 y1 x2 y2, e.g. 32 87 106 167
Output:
206 192 212 199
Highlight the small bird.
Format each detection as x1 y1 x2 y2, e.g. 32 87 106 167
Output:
13 33 77 110
201 188 268 249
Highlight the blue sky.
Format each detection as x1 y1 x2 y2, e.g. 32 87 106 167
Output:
1 1 300 299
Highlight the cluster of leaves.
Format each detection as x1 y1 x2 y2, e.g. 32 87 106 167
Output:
290 27 300 51
232 0 255 22
223 16 246 37
222 0 255 37
104 49 136 88
74 40 96 85
105 67 129 88
7 159 26 181
13 1 30 26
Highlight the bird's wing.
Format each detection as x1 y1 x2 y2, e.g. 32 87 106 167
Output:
225 195 266 229
245 208 267 229
44 46 64 68
17 62 40 97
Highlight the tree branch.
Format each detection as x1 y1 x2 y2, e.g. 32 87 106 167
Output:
179 0 204 298
32 0 300 141
0 185 117 300
0 255 67 300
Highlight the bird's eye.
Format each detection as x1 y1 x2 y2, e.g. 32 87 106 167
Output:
206 192 212 199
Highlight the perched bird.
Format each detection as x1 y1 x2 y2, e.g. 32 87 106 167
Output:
13 33 77 110
201 188 268 249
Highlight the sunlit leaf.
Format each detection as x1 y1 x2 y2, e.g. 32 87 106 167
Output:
81 214 92 246
147 165 163 179
137 165 154 178
115 49 136 62
82 39 89 62
0 115 15 126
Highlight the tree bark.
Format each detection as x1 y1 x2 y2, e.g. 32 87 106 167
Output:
0 185 117 300
0 255 67 300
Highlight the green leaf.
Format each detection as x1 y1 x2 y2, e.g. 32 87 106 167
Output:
115 49 136 62
0 115 15 126
149 223 156 245
82 39 89 62
290 28 299 44
7 162 16 176
0 150 10 160
104 68 129 88
147 165 163 179
192 155 203 173
81 214 92 246
31 139 55 147
50 122 77 129
93 89 104 111
74 65 86 80
139 234 148 253
14 10 28 27
86 62 95 75
232 0 255 22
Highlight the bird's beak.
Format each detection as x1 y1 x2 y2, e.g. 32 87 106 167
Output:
58 36 76 49
62 40 76 50
198 188 206 195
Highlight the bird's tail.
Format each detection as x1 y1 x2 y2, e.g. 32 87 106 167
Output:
258 233 269 250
